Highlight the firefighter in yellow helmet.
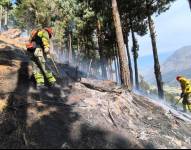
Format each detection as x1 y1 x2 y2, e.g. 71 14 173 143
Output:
26 27 56 89
176 76 191 112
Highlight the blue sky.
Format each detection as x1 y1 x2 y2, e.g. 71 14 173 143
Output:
135 0 191 57
11 0 16 3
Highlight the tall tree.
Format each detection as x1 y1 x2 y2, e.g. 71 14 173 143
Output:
97 18 108 79
119 0 148 89
0 0 11 30
0 5 2 31
125 34 133 86
131 28 139 90
111 0 131 89
188 0 191 10
144 0 175 98
12 0 176 93
147 10 164 98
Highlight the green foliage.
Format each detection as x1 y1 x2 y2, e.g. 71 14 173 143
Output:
11 0 176 87
0 0 11 7
12 0 176 54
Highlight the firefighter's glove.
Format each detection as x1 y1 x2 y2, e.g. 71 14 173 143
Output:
180 93 185 98
46 54 51 59
44 47 50 54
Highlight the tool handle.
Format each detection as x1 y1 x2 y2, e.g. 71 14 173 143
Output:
50 56 60 76
174 97 182 106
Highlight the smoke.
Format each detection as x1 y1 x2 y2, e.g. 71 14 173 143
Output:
134 88 191 122
52 46 122 83
51 42 191 122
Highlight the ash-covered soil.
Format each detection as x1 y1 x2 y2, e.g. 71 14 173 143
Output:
0 31 190 149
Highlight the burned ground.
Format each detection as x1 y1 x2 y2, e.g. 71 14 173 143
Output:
0 35 190 149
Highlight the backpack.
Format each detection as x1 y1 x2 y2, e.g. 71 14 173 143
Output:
26 41 37 53
26 29 40 53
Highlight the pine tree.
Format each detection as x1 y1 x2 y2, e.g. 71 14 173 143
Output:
111 0 131 89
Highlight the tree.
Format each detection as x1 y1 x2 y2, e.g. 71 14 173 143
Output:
111 0 131 89
131 28 139 89
0 0 11 31
139 75 150 94
188 0 191 10
125 34 134 86
144 0 175 99
147 9 164 98
0 5 2 31
118 0 148 89
12 0 176 94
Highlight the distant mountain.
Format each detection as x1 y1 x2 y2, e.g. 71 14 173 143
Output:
139 52 173 74
144 46 191 86
161 46 191 85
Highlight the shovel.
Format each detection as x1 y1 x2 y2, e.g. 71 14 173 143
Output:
172 97 182 110
46 54 62 79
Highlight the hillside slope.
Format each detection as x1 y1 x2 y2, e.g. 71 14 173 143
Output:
161 46 191 85
144 46 191 86
0 30 191 149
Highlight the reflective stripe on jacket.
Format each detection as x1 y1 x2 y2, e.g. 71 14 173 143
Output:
37 29 50 49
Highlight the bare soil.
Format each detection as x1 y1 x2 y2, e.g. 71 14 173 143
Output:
0 33 190 149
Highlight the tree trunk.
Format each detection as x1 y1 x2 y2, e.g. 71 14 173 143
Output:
125 33 134 86
112 58 116 81
147 13 164 99
131 30 139 90
87 59 93 77
76 38 81 67
68 32 72 64
115 44 121 84
114 56 119 83
4 7 8 30
188 0 191 10
108 58 113 80
97 20 108 80
111 0 131 90
0 6 2 31
84 36 89 73
113 44 120 83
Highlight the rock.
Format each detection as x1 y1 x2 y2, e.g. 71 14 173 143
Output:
174 139 182 147
61 143 70 149
147 117 153 121
80 78 122 94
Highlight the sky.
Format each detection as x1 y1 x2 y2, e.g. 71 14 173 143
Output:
11 0 16 4
127 0 191 73
134 0 191 57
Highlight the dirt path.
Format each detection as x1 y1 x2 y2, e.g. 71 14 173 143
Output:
0 39 190 149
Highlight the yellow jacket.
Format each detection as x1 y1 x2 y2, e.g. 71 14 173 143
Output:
37 29 50 49
29 29 50 49
178 77 191 94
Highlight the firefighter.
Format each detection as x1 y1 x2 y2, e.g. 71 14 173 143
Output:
26 27 56 89
176 76 191 112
